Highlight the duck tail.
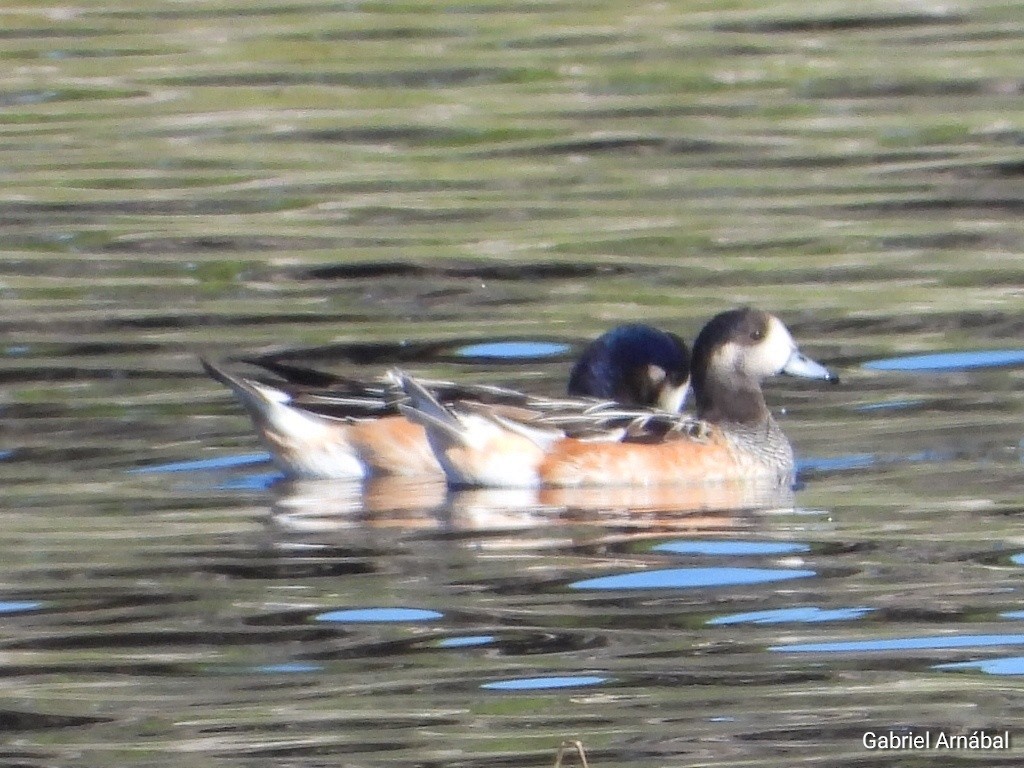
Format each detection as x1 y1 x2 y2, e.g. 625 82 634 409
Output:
394 370 552 488
392 370 471 447
200 356 293 420
201 356 365 480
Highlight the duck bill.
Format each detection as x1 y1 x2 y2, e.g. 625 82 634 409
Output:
782 350 838 382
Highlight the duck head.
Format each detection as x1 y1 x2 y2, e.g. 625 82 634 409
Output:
691 308 837 425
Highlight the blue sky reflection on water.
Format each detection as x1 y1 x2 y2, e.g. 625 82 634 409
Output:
797 448 954 475
436 635 496 649
254 662 323 675
481 675 608 691
570 567 815 591
129 453 271 474
863 350 1024 372
936 657 1024 676
773 634 1024 653
315 608 444 623
652 540 809 557
0 600 43 614
454 340 570 360
709 607 872 626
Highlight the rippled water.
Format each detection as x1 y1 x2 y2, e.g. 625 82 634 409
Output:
4 1 1024 766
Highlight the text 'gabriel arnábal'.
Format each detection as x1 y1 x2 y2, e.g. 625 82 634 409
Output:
863 730 1010 751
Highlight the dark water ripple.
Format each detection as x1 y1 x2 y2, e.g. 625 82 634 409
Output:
710 11 966 33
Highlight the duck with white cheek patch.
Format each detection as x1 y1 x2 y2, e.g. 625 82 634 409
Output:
200 322 691 481
397 308 838 489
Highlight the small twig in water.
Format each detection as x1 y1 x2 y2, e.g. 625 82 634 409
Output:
553 740 589 768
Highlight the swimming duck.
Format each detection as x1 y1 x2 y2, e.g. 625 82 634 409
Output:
201 323 690 480
568 323 690 412
397 308 837 488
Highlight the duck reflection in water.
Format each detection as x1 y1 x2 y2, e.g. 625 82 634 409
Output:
266 475 794 535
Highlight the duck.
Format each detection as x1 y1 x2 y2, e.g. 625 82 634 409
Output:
567 323 690 413
201 323 690 481
396 308 837 488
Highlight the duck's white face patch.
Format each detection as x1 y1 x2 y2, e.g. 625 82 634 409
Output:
710 312 835 384
657 380 691 413
646 363 690 412
749 315 798 377
646 364 667 387
715 315 795 381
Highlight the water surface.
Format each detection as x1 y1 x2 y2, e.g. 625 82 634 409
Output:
3 1 1024 766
